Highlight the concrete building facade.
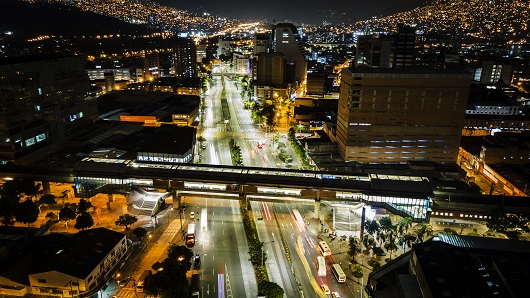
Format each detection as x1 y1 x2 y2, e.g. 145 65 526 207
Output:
0 55 98 165
337 68 472 163
173 38 197 78
273 23 307 84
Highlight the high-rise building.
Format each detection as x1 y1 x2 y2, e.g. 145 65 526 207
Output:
143 54 160 80
0 55 98 165
174 38 197 78
337 68 472 163
254 53 286 87
479 61 514 85
355 34 395 68
217 37 232 58
355 26 416 69
273 23 307 84
253 33 270 55
393 25 416 68
233 53 250 74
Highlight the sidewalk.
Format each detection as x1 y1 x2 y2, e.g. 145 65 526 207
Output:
306 215 363 298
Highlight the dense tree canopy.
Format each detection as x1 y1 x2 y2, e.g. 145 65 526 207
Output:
144 244 193 298
14 199 39 227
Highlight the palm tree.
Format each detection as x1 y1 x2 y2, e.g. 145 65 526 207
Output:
348 236 362 262
384 230 399 260
397 217 413 235
414 222 433 242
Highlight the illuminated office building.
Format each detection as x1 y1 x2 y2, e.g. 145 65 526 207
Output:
337 68 472 163
173 38 197 78
273 23 307 84
0 55 97 165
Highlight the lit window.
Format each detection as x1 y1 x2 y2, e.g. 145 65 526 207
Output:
25 137 36 147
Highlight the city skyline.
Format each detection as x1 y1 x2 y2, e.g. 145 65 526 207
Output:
154 0 425 24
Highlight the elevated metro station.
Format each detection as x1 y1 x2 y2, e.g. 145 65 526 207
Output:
73 158 432 222
2 157 529 223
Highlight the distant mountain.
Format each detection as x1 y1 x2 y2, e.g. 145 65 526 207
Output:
355 0 530 43
0 0 155 39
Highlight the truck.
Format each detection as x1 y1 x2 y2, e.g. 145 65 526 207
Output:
187 223 196 246
136 269 151 292
191 273 200 297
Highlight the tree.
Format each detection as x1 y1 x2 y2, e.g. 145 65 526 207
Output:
351 265 364 279
414 222 433 242
383 230 399 260
398 233 416 253
21 179 41 200
59 204 77 232
362 235 376 256
144 244 193 298
379 216 394 233
486 211 530 238
45 212 57 220
258 281 284 298
115 214 138 230
14 199 39 227
0 196 18 226
348 236 362 262
443 228 459 235
0 178 24 198
397 217 413 235
367 259 381 271
37 194 56 215
133 227 148 240
74 211 94 230
364 219 380 238
77 198 93 214
38 194 56 206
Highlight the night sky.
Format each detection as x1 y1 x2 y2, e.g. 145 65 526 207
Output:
154 0 425 24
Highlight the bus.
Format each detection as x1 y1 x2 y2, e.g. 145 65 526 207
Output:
292 209 305 232
136 269 152 292
317 256 326 276
200 208 207 231
187 223 196 246
318 241 331 257
331 264 346 283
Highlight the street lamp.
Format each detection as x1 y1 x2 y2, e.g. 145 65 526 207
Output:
262 241 275 267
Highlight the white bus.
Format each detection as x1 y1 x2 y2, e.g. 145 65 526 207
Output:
317 256 326 276
186 223 196 246
200 208 207 231
292 209 305 232
318 241 331 257
331 264 346 283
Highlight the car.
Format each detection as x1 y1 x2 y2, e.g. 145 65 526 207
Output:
190 211 195 219
321 284 330 295
193 255 201 268
257 142 264 149
331 292 341 298
120 277 131 287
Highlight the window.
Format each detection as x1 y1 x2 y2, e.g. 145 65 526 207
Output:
25 137 36 147
36 133 46 142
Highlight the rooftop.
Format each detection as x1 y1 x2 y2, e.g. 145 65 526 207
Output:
0 228 124 284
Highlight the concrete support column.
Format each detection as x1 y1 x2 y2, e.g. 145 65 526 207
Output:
314 198 321 220
172 190 182 209
42 181 51 195
240 193 248 210
314 189 321 220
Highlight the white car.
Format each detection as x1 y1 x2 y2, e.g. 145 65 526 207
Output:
190 211 195 219
331 292 341 298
